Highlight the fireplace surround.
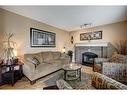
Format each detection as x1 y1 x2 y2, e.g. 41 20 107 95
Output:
74 42 109 64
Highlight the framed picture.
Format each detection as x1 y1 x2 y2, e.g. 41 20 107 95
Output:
80 31 102 41
80 33 89 40
30 28 56 47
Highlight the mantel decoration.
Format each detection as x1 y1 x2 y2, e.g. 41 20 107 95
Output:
30 28 56 47
80 31 102 41
71 36 74 44
0 33 17 65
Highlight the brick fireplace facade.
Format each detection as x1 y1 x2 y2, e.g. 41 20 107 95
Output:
74 42 109 64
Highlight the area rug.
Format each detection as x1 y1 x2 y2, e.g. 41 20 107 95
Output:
0 70 63 89
0 66 94 89
44 72 95 89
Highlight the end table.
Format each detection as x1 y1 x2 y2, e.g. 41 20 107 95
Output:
0 60 23 86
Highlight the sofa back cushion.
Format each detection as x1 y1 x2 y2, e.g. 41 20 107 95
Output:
24 51 62 63
24 53 43 63
110 53 127 63
52 52 61 60
41 52 53 62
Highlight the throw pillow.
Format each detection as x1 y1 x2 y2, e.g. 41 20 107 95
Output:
56 79 73 89
31 57 40 68
27 57 40 68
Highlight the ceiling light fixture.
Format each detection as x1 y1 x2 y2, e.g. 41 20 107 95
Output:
80 23 92 29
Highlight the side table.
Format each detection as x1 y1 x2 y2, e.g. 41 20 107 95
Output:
0 61 23 86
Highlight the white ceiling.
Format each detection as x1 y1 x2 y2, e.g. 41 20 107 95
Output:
1 6 127 31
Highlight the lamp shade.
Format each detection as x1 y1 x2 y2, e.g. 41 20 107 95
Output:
13 49 17 57
62 47 65 53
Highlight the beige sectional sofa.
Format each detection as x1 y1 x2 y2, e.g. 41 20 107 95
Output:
23 51 70 84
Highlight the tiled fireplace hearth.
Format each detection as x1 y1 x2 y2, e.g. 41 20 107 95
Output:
74 42 109 65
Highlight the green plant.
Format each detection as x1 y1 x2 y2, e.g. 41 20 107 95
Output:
67 50 73 62
115 40 127 55
67 50 73 56
0 33 16 61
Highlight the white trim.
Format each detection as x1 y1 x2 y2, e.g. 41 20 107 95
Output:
75 42 109 47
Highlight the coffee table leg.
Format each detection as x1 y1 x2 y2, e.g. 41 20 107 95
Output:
64 70 66 81
79 68 81 81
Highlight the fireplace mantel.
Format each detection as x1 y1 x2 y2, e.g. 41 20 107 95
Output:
75 42 109 47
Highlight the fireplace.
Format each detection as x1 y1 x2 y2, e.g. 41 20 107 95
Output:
82 52 98 66
74 42 109 64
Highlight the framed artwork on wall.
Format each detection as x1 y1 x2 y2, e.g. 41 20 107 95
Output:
80 31 102 41
30 28 56 47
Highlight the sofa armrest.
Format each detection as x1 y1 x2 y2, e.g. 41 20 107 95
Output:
92 72 127 89
23 60 35 79
94 58 110 73
94 58 110 64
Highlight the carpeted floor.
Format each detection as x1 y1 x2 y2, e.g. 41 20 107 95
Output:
0 65 93 89
44 71 95 89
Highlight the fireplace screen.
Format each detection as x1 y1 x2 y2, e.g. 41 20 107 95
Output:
82 52 98 65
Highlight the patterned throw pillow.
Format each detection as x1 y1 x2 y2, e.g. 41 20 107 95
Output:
32 57 40 67
27 57 40 68
56 79 73 89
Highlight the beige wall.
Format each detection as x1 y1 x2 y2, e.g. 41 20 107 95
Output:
1 8 127 58
0 10 5 58
69 21 127 50
0 8 69 57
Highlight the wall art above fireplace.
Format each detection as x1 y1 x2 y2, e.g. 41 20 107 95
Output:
30 28 56 47
80 31 102 41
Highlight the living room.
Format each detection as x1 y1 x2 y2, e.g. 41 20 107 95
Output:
0 4 127 92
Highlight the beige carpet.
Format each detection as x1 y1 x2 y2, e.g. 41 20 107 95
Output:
0 65 93 89
44 70 95 89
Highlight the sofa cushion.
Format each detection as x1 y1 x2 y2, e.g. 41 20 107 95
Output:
35 62 62 75
110 53 127 63
41 52 53 62
52 52 61 60
35 63 51 73
48 59 62 64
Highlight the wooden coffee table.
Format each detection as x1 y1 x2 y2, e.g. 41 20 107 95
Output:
62 63 82 81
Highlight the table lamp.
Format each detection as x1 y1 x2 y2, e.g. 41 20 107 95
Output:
62 47 66 53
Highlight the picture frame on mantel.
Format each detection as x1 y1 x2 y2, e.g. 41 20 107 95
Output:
30 28 56 47
80 31 102 41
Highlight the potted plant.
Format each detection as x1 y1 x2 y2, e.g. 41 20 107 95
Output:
115 40 127 55
67 50 73 62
